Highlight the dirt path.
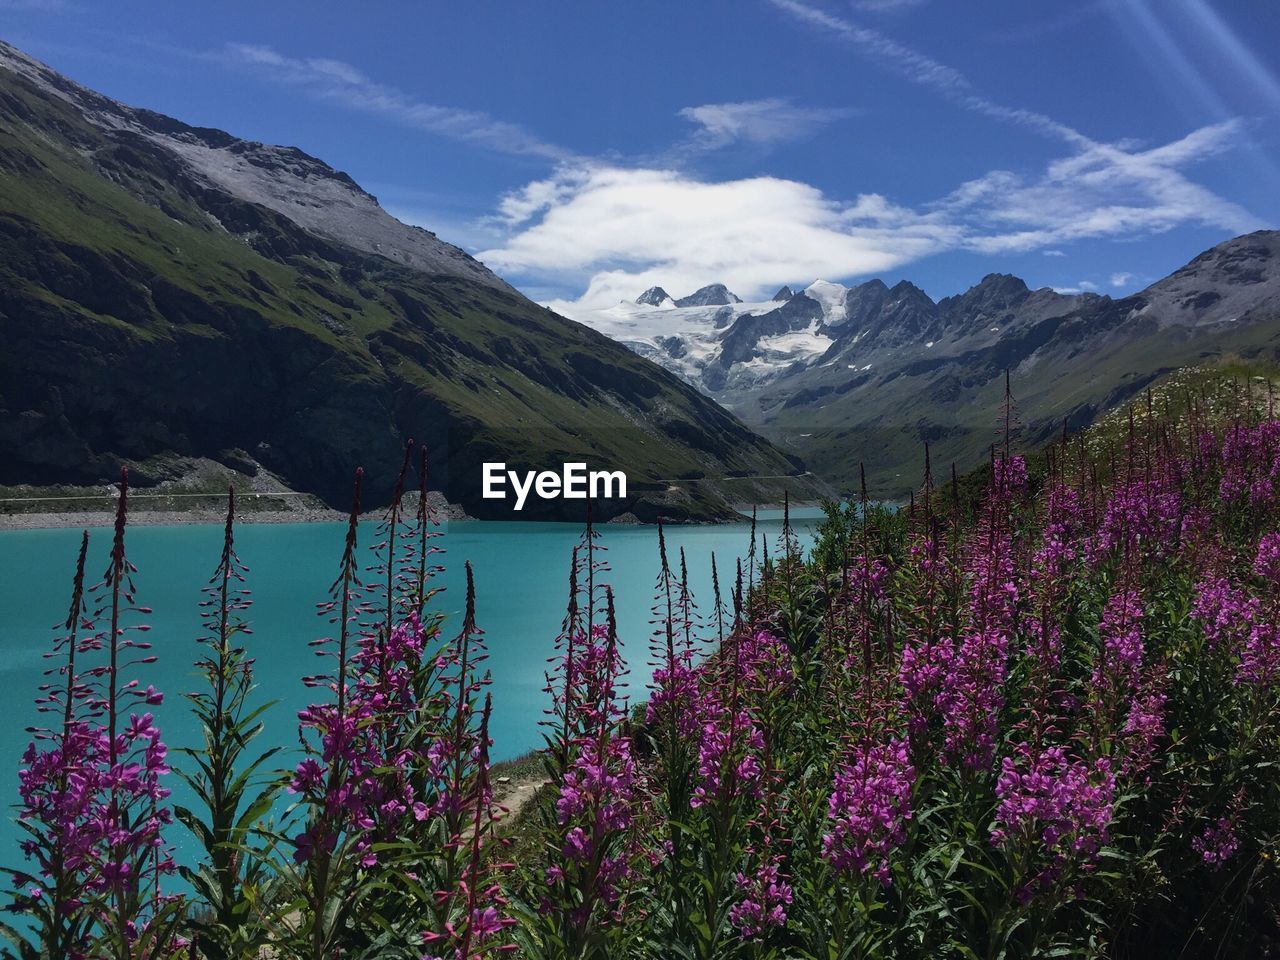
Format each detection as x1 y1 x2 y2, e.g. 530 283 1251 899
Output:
492 773 548 822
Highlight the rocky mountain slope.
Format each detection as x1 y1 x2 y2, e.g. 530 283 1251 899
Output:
569 233 1280 497
0 41 812 520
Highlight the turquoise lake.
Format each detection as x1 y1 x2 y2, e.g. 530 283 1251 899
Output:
0 513 818 875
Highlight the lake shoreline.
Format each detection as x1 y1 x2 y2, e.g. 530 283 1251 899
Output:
0 508 350 530
1 500 825 531
0 490 472 531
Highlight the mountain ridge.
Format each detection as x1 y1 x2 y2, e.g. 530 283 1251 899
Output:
748 231 1280 493
0 40 514 294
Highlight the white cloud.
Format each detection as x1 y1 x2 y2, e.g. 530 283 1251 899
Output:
1110 272 1135 287
220 43 574 161
481 165 953 310
483 120 1260 312
1042 249 1067 257
678 97 854 149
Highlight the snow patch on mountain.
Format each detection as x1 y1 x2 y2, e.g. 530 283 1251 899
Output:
758 326 833 362
803 279 849 325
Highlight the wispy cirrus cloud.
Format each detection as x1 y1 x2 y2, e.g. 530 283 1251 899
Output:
677 97 855 149
219 43 576 162
767 0 1090 145
851 0 929 12
942 120 1259 255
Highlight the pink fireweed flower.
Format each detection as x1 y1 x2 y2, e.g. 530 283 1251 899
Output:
822 739 915 886
1022 482 1083 675
691 702 765 808
736 628 793 690
21 712 178 910
1121 685 1168 777
1193 809 1241 870
291 613 440 867
1093 588 1145 693
1220 422 1280 505
993 454 1028 495
898 634 953 743
846 555 889 602
1191 576 1257 651
934 458 1021 769
1193 819 1240 869
16 722 108 904
421 889 516 959
898 638 950 702
937 531 1017 769
728 855 792 939
1234 533 1280 686
1089 474 1183 564
991 744 1115 899
1033 483 1083 577
845 553 892 682
1254 531 1280 583
555 736 635 837
545 612 637 928
644 659 699 738
1237 620 1280 687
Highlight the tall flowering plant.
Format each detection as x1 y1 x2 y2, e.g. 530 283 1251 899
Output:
936 455 1023 772
280 467 374 959
524 601 637 958
4 531 98 958
642 522 702 946
6 470 181 960
175 487 280 960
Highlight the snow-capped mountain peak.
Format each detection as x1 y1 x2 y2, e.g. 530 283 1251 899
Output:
675 283 741 307
636 285 675 307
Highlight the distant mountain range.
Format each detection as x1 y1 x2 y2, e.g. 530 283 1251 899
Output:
0 41 814 520
567 231 1280 496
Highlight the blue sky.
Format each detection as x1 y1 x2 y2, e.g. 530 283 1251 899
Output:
5 0 1279 311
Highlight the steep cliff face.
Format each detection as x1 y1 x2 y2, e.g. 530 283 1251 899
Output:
0 42 809 519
